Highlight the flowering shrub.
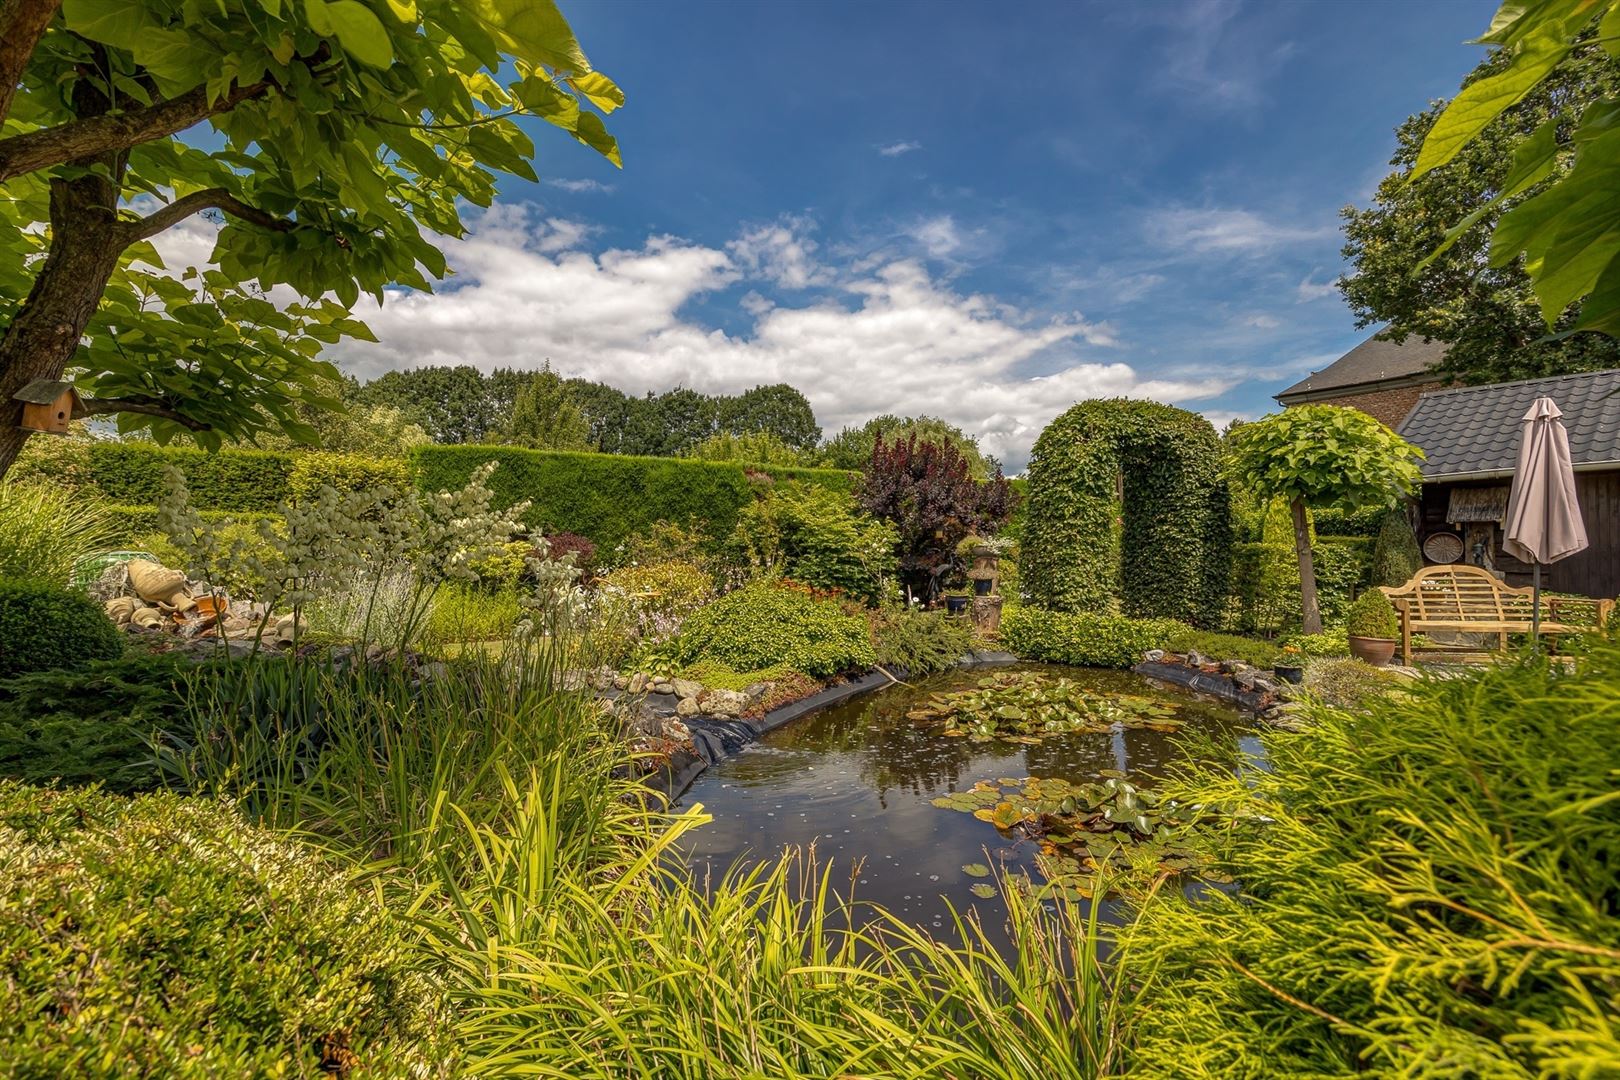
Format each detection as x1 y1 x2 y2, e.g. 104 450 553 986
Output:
594 559 714 657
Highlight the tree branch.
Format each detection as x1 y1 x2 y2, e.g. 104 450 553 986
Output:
79 395 210 431
126 187 297 243
0 76 273 185
0 0 60 129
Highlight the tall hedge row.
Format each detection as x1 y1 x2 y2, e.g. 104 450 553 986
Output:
410 445 858 552
85 443 292 512
76 443 860 554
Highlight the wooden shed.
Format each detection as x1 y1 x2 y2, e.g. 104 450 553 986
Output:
1396 369 1620 601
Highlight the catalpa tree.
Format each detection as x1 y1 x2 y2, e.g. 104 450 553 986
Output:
0 0 622 475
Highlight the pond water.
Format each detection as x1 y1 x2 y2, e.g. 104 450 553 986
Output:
674 663 1259 942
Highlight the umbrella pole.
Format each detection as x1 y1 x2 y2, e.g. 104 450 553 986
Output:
1532 562 1542 653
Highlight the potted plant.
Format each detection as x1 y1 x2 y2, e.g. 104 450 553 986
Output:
945 594 971 616
1345 590 1399 666
1273 644 1304 684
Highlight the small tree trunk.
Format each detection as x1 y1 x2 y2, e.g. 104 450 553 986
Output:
0 173 127 478
1290 495 1322 636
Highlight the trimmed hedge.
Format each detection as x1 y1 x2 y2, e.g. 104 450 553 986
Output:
1001 606 1180 669
411 445 857 553
0 783 447 1076
85 442 292 512
1020 400 1230 626
103 503 278 545
288 450 412 501
0 581 124 679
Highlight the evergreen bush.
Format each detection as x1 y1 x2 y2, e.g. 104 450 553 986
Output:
670 581 875 677
1020 400 1230 625
1001 606 1179 669
1370 509 1423 587
731 482 898 603
869 606 975 675
1162 626 1282 668
0 783 447 1077
1346 589 1399 639
0 654 192 793
0 581 124 679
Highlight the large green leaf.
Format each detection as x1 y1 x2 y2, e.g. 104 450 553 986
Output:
327 0 395 68
1413 37 1567 178
462 0 592 73
1416 115 1560 270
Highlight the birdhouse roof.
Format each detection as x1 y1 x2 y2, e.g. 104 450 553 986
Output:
12 378 81 405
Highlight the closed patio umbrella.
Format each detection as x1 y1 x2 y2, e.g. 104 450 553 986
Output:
1502 396 1589 648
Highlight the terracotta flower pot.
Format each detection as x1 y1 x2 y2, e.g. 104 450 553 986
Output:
1347 635 1397 667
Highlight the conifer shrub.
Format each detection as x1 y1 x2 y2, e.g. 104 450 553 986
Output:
1120 646 1620 1078
0 783 448 1077
1346 589 1399 639
0 655 192 793
0 581 124 679
869 606 975 675
1370 508 1424 587
670 581 875 677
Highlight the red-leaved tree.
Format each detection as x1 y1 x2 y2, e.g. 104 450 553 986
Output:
857 434 1015 603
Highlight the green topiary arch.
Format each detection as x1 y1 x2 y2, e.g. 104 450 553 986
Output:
1019 399 1230 626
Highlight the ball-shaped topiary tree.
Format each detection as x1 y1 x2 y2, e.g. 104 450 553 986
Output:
0 581 124 679
1226 405 1424 634
1020 400 1231 625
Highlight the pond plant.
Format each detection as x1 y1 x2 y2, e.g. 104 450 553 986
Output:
906 670 1182 743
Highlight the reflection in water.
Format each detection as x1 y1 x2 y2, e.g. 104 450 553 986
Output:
674 664 1251 942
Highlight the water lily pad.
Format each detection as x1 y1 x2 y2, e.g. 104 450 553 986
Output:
961 862 990 878
969 883 997 899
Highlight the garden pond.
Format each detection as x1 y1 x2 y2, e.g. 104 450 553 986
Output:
675 663 1263 945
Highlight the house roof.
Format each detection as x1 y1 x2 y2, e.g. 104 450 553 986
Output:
1275 333 1448 401
1396 369 1620 481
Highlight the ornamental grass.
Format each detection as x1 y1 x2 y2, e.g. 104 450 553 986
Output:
1120 643 1620 1078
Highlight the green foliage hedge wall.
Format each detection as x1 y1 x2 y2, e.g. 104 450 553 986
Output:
86 443 292 512
1001 606 1181 669
1019 400 1230 625
411 445 858 553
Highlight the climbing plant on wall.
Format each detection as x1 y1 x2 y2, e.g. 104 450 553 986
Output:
1020 400 1231 626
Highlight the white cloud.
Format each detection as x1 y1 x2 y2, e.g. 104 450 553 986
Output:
546 177 615 194
1295 272 1338 302
728 216 831 288
1145 206 1333 256
878 140 922 157
1242 314 1281 329
331 207 1232 468
904 214 963 258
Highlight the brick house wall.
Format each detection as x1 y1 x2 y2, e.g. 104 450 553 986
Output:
1289 380 1441 429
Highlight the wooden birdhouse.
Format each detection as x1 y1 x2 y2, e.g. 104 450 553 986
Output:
12 378 86 435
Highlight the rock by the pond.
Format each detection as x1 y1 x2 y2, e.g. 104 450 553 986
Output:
613 673 630 691
627 672 649 694
1185 650 1207 669
671 678 703 700
743 682 771 702
1143 649 1166 663
651 679 675 695
676 696 701 718
1232 669 1258 691
1218 658 1245 674
1250 675 1280 695
698 689 750 717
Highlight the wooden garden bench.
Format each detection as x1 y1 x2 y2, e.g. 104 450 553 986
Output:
1378 564 1613 665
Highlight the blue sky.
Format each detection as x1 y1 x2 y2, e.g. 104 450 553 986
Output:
317 0 1501 469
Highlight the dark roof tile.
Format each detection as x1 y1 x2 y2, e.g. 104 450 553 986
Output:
1396 369 1620 479
1276 333 1448 399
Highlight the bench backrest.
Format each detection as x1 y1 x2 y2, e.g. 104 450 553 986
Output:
1378 564 1538 623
